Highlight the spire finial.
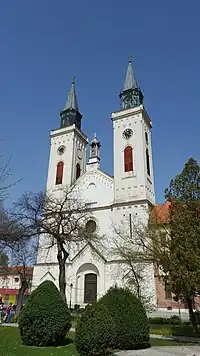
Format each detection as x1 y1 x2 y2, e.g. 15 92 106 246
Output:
128 55 132 63
94 133 96 139
72 76 75 84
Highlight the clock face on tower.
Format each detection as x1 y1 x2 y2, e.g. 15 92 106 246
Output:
57 145 66 155
123 128 133 139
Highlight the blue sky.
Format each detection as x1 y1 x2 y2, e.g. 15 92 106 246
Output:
1 0 200 206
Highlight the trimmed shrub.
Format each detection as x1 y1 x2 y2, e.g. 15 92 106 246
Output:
99 286 150 350
19 280 71 347
149 316 190 326
75 302 113 356
195 310 200 325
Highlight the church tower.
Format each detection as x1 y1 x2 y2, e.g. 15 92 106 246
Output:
112 58 155 206
46 78 88 191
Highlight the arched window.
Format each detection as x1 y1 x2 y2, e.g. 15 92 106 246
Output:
124 146 133 172
146 148 150 176
55 161 64 185
145 132 148 145
84 273 97 303
76 163 81 180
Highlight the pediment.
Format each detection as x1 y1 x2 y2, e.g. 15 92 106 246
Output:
71 243 107 264
74 169 114 206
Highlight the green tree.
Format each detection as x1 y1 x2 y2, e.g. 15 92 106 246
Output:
19 280 71 346
0 251 9 266
165 157 200 332
113 158 200 332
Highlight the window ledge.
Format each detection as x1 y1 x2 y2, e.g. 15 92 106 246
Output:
122 172 136 180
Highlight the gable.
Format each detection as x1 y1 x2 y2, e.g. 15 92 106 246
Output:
74 169 114 207
40 271 56 282
71 242 107 264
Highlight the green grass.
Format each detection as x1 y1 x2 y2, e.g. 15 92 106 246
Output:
150 324 200 338
0 327 78 356
0 325 197 356
150 338 197 347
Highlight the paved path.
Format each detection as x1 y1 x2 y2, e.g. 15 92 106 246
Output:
115 346 200 355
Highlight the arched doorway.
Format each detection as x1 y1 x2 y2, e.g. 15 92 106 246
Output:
84 273 97 303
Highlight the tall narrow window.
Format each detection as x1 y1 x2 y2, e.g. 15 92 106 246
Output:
145 132 148 145
84 273 97 303
146 148 150 176
124 146 133 172
55 161 64 185
164 281 172 300
76 163 81 180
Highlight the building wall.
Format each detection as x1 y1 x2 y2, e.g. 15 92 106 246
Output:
112 106 155 205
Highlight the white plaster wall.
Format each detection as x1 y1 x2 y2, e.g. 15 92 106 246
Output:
31 264 59 291
75 169 114 207
112 106 155 205
46 125 87 190
0 275 21 290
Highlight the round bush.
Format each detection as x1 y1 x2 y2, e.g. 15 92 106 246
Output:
99 286 150 350
19 280 71 347
75 302 113 356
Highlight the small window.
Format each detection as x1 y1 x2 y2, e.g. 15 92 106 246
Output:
86 220 97 233
124 146 133 172
145 132 148 145
146 149 150 176
164 281 172 300
56 161 64 185
76 163 81 180
14 277 19 283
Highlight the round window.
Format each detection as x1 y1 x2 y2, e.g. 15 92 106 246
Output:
86 220 97 233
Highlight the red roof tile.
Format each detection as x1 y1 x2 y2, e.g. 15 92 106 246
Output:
150 201 171 224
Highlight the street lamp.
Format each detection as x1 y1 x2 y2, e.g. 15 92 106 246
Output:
69 283 73 310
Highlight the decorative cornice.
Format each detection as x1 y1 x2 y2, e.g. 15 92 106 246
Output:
50 124 88 143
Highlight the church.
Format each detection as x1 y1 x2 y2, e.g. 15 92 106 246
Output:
32 58 157 308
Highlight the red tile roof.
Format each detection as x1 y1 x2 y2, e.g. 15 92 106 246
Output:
150 201 171 224
0 266 33 277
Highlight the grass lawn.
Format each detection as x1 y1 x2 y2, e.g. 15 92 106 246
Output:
0 326 198 356
0 327 78 356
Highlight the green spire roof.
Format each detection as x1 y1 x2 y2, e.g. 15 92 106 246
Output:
124 56 138 90
63 77 79 111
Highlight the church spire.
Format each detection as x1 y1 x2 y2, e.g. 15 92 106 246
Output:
124 56 138 90
63 77 79 111
60 77 82 130
120 57 143 110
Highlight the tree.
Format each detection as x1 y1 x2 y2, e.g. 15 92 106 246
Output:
13 188 100 303
114 158 200 332
112 213 164 310
19 280 71 346
164 157 200 331
0 251 9 266
11 237 37 316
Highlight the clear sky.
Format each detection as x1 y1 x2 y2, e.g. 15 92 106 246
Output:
1 0 199 206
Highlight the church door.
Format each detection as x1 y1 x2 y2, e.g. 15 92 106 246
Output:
84 273 97 303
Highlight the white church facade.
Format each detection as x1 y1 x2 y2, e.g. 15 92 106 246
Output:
32 58 157 307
